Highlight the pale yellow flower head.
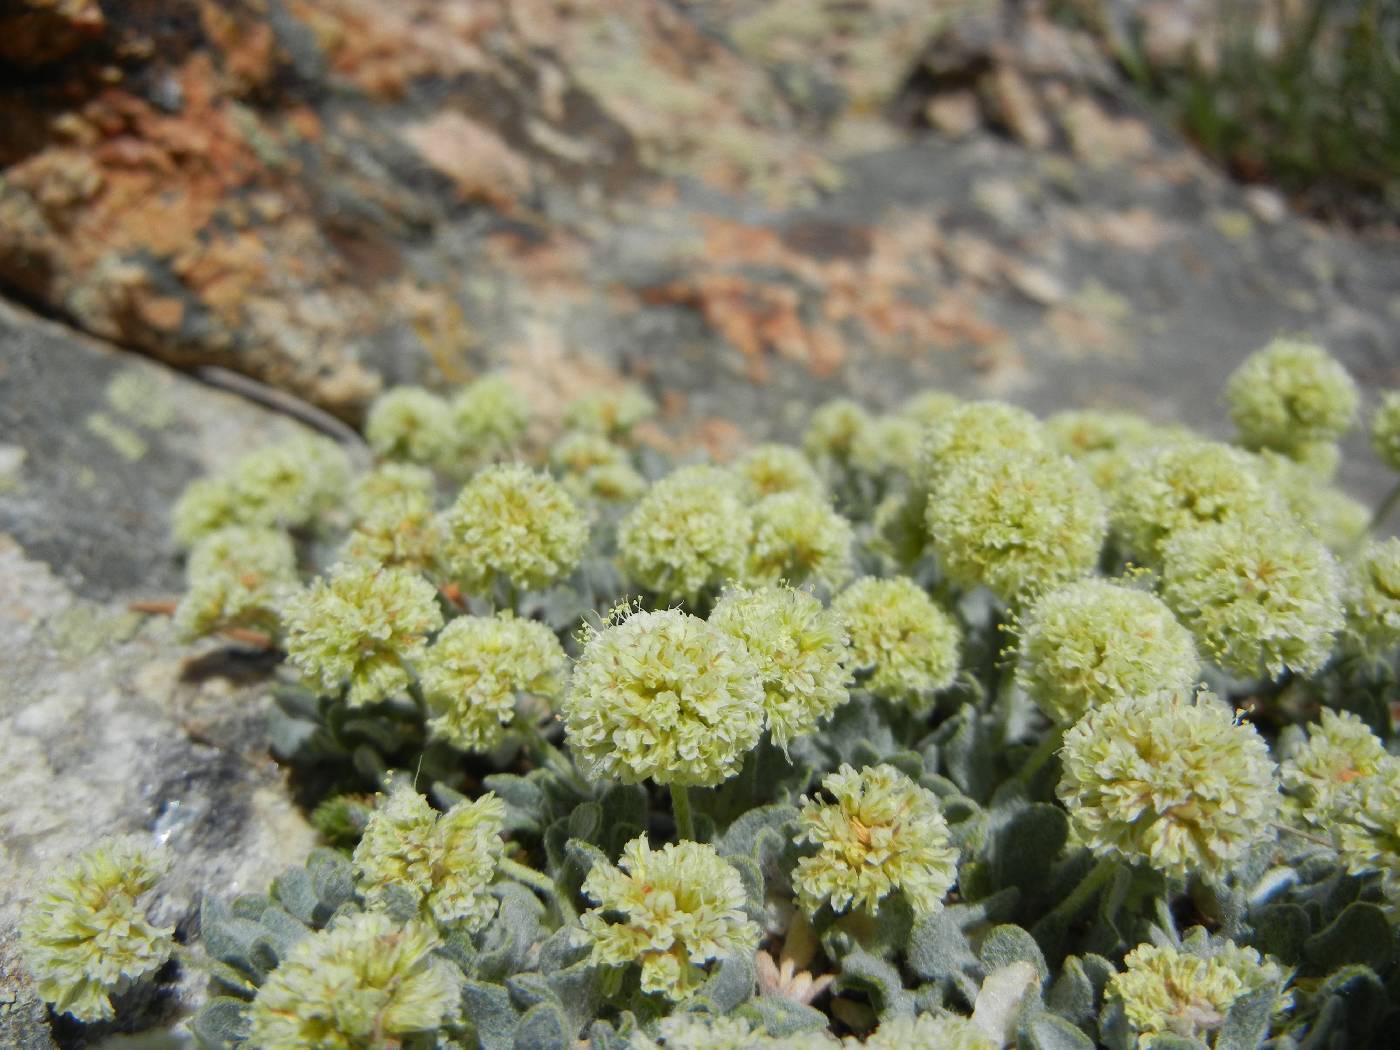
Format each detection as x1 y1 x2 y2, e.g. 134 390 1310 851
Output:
174 525 298 640
576 835 760 1001
899 388 961 426
1058 691 1278 878
248 912 459 1049
803 398 873 469
710 584 851 749
860 1014 996 1050
745 491 855 591
339 486 442 574
794 763 959 917
419 612 568 752
618 465 752 605
448 373 530 464
349 463 436 516
562 609 764 787
1226 337 1357 451
282 562 443 706
564 383 656 438
439 464 589 594
1016 578 1199 726
1342 537 1400 662
919 400 1046 485
832 576 961 710
1371 390 1400 471
1109 937 1289 1044
352 784 505 930
926 448 1105 603
1160 516 1343 678
171 476 244 548
732 442 824 500
1281 708 1392 831
364 386 454 464
19 837 174 1023
230 434 352 530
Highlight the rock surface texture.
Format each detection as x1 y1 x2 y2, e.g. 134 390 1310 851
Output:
1 0 1397 1044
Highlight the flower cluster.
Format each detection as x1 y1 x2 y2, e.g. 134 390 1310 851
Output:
710 584 851 749
352 784 505 930
1226 337 1357 453
745 491 855 590
449 373 530 465
19 837 174 1023
575 835 759 1001
1372 390 1400 471
564 383 656 437
282 562 443 706
246 912 459 1048
832 576 961 709
1057 692 1278 878
173 525 298 639
1280 708 1392 831
364 386 454 465
419 612 568 751
733 442 825 500
793 764 959 917
562 609 764 786
438 464 588 594
1342 537 1400 662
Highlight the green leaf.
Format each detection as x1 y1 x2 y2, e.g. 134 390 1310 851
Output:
307 848 355 912
988 804 1069 898
568 801 603 843
1020 1013 1096 1050
1045 956 1098 1025
695 950 757 1013
271 866 320 926
737 996 830 1037
1303 901 1393 973
515 1002 571 1049
1215 985 1278 1050
461 980 519 1050
484 772 548 834
979 924 1049 982
191 997 251 1048
1249 903 1310 966
835 948 913 1019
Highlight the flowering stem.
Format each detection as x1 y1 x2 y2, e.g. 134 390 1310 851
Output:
671 784 697 841
1044 857 1118 926
499 857 576 923
1370 479 1400 533
1015 727 1065 784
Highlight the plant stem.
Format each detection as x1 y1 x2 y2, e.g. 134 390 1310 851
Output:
1015 727 1066 784
516 716 590 796
499 857 576 923
671 783 696 841
1370 479 1400 534
1045 857 1118 927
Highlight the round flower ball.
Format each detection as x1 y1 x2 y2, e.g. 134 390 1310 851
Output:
438 464 588 595
1371 390 1400 471
562 609 764 787
1343 537 1400 663
575 835 759 1002
364 386 454 464
1057 691 1278 878
899 388 961 426
832 576 961 710
850 415 923 482
926 448 1105 603
1226 337 1358 450
919 400 1046 485
710 584 851 749
1160 516 1343 678
282 562 442 707
230 434 351 530
1110 440 1277 565
732 443 824 501
793 763 959 917
174 525 298 640
802 398 872 469
564 383 656 438
448 373 530 465
744 491 855 591
1016 578 1199 726
618 465 752 605
419 613 568 752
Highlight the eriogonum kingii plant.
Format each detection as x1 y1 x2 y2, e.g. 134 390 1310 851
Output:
732 442 825 500
438 464 589 596
363 386 454 465
447 373 530 465
832 576 961 710
418 612 568 752
282 561 443 706
173 525 297 640
793 763 959 918
563 383 656 438
1109 440 1276 564
709 584 851 750
1159 515 1344 678
1253 449 1368 551
1341 536 1400 662
1225 337 1358 453
19 837 174 1023
562 608 764 787
574 835 760 1001
247 912 460 1049
925 447 1106 603
617 465 752 606
744 491 856 591
1015 578 1200 726
352 784 505 930
1371 389 1400 471
1057 691 1278 879
1108 935 1290 1044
